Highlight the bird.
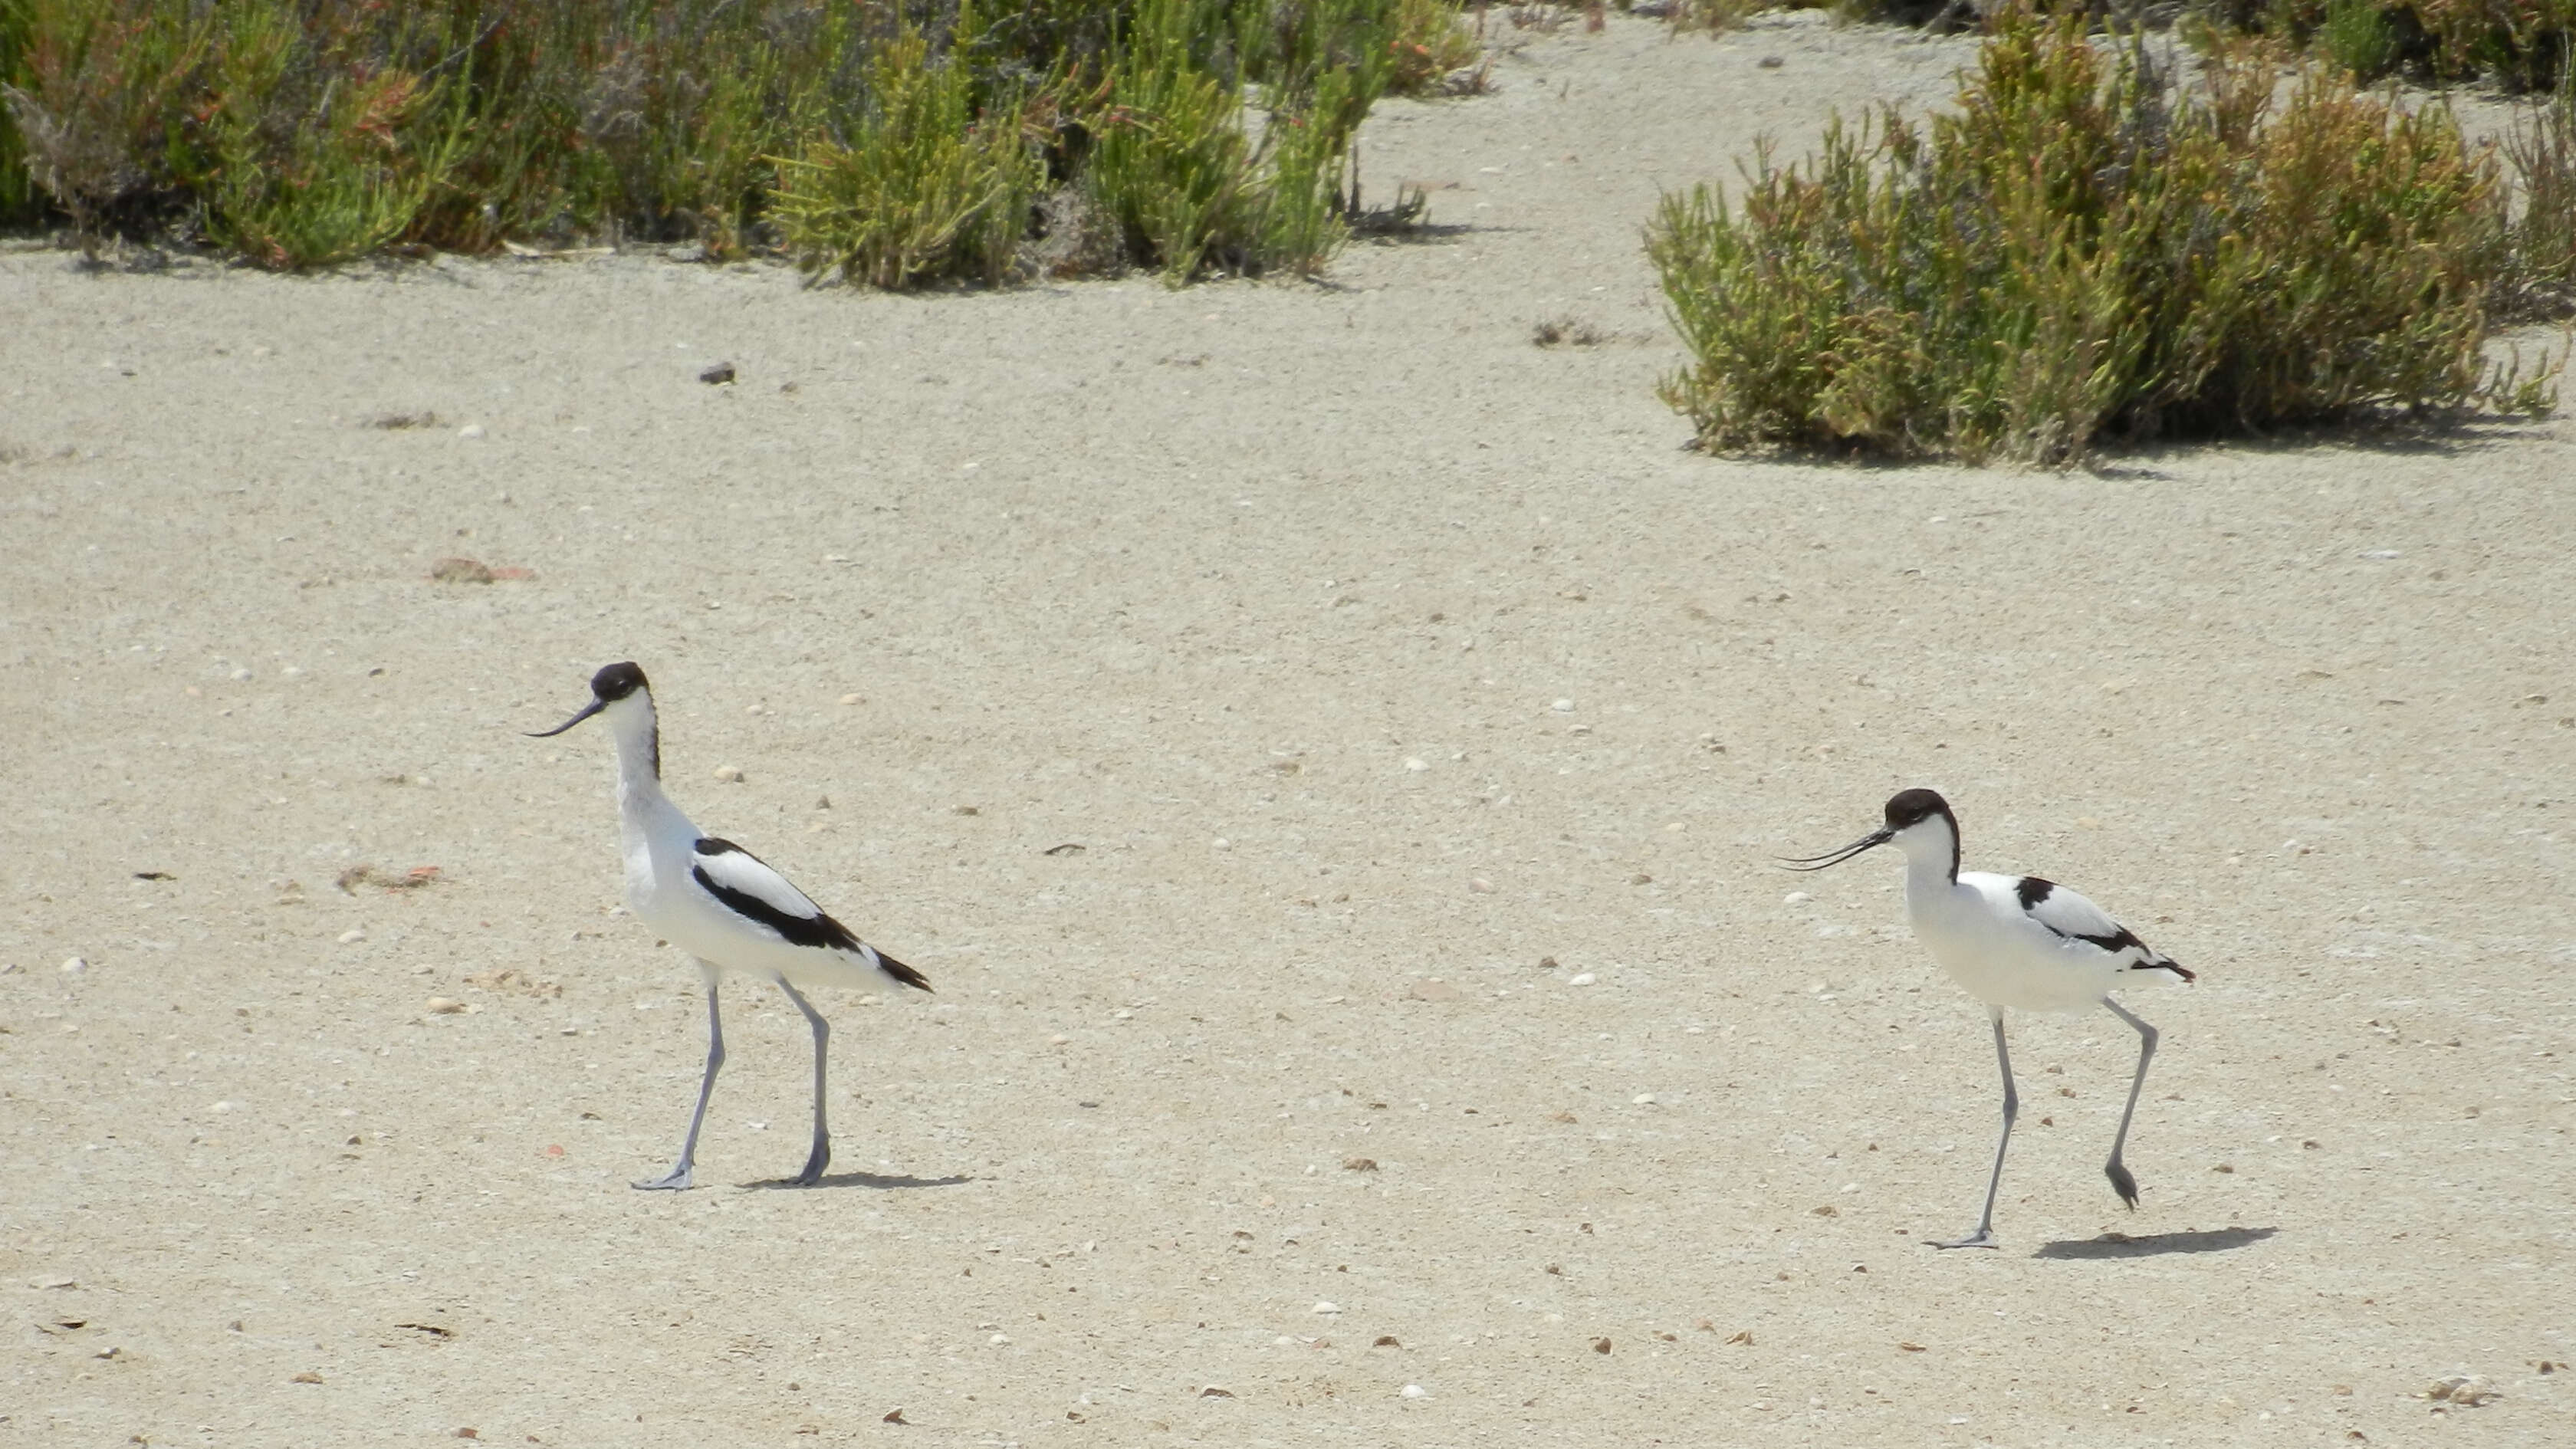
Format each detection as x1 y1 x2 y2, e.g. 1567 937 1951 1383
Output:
529 662 930 1189
1783 787 2194 1248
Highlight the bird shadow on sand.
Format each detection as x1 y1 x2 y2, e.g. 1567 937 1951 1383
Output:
743 1171 974 1192
2032 1226 2279 1259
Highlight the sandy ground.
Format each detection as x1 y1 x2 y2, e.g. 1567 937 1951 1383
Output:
5 13 2574 1447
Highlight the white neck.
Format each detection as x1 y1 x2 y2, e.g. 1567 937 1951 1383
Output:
1893 815 1960 889
600 693 688 847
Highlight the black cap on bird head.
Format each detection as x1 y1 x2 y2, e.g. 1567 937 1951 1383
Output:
588 661 649 702
1883 787 1953 833
527 662 659 776
1782 787 1959 878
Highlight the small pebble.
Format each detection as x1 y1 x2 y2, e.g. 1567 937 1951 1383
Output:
210 1101 235 1113
1551 698 1575 712
457 423 484 439
1631 1093 1656 1106
840 693 863 705
60 956 87 974
988 1333 1010 1346
1313 1301 1341 1314
1568 972 1596 986
230 667 254 681
2428 1374 2497 1405
337 929 365 944
1468 878 1495 893
426 997 465 1014
1783 891 1811 905
1404 757 1428 772
1212 838 1231 850
1401 1384 1428 1398
712 764 744 782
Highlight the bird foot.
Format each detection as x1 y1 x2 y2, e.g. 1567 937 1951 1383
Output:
2105 1160 2140 1209
1928 1227 2002 1250
789 1143 830 1188
632 1165 696 1191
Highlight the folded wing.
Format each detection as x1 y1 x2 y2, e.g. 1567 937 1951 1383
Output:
689 836 932 991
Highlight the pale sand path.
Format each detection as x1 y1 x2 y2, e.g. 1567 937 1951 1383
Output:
4 15 2572 1446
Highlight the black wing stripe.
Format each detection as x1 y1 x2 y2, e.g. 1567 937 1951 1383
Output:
693 863 861 953
2072 927 2146 955
2016 876 2055 910
688 842 936 993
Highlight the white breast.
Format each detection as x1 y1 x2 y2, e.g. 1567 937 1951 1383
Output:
1908 872 2127 1013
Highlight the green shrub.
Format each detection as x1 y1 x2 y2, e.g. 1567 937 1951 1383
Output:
190 1 465 268
2502 70 2576 316
0 0 38 225
1 0 214 247
770 30 1039 288
1387 0 1485 94
1 0 1428 282
1648 7 2555 464
1088 1 1264 278
1084 0 1393 279
2318 0 2400 77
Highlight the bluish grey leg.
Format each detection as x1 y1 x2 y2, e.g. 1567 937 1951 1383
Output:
2101 997 2159 1209
635 968 724 1191
1932 1008 2014 1250
774 976 831 1186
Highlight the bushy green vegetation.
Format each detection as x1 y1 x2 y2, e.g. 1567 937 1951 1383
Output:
1648 8 2558 464
0 0 1487 278
1666 0 2573 90
2502 69 2576 316
2197 0 2576 89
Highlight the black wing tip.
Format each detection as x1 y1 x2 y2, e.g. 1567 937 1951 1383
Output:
875 948 933 992
2015 876 2057 909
